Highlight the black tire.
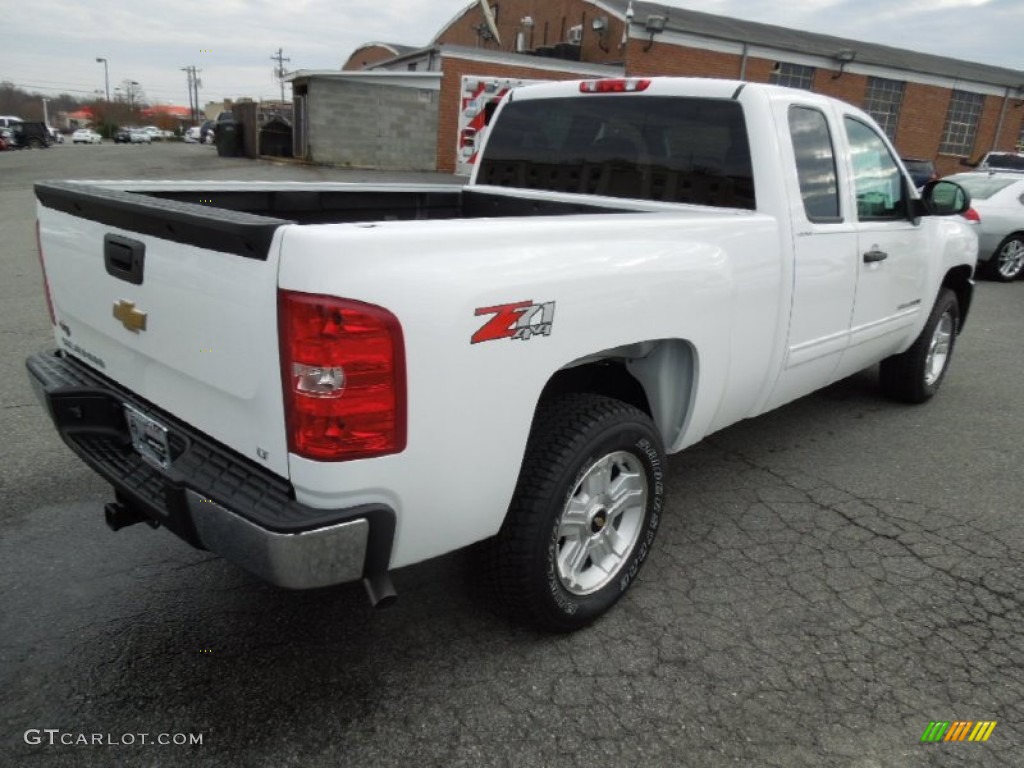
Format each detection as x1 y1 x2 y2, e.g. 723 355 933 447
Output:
879 288 958 404
488 393 666 632
27 138 42 149
985 235 1024 282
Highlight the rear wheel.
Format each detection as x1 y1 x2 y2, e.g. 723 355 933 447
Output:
487 394 665 632
27 137 42 149
880 288 958 403
987 235 1024 281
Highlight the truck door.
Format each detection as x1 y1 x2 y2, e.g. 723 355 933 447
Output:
765 102 859 410
836 116 930 376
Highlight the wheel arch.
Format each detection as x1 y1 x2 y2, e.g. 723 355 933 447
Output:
942 265 974 332
537 338 698 451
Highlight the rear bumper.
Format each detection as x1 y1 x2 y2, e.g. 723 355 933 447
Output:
26 350 394 589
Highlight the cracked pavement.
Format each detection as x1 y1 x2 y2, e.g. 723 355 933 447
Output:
1 144 1022 767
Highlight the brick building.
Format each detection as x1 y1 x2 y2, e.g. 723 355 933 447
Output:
336 0 1024 175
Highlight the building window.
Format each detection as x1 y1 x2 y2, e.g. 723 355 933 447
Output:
863 77 904 141
770 63 815 91
938 90 985 156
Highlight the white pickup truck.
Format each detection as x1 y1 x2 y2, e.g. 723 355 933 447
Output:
27 78 976 632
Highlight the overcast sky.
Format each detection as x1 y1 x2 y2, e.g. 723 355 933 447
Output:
2 0 1021 108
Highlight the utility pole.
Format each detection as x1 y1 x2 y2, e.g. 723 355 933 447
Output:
182 67 194 123
42 98 50 126
193 68 202 122
271 48 290 103
181 66 202 124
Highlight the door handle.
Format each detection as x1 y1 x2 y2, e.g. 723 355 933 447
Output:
104 234 146 285
863 249 888 263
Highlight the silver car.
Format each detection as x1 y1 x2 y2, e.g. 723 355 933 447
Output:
946 172 1024 281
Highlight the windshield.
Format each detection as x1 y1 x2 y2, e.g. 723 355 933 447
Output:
903 160 934 173
981 153 1024 171
477 95 755 209
947 174 1019 199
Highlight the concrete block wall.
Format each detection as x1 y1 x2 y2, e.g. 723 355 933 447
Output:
307 79 439 171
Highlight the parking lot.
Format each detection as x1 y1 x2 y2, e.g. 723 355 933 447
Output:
1 142 1022 767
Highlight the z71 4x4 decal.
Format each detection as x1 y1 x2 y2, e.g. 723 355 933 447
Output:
472 300 556 344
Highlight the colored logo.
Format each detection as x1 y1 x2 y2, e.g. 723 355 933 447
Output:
472 300 555 344
112 299 147 333
920 721 997 743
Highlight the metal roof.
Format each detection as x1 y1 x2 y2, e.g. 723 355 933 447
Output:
357 43 623 78
630 2 1024 89
349 42 420 58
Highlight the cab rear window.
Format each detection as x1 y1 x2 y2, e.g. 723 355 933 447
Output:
477 96 755 209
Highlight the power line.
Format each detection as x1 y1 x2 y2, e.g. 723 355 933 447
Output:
3 81 187 100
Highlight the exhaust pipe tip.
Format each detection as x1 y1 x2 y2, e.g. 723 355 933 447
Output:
362 572 397 609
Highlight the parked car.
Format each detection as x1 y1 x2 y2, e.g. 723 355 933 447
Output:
901 157 937 188
184 125 201 143
0 115 24 130
27 77 977 632
199 119 216 144
945 171 1024 281
115 128 152 144
976 151 1024 173
141 126 173 140
0 128 12 151
6 121 52 149
72 129 103 144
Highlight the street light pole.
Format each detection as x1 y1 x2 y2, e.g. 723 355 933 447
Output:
42 98 50 126
95 57 110 101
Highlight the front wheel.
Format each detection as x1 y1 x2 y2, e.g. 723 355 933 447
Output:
987 235 1024 281
488 394 666 632
880 288 958 403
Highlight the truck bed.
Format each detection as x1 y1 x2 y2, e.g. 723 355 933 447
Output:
35 181 651 260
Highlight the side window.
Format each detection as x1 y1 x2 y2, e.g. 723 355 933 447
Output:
844 117 906 221
789 106 840 221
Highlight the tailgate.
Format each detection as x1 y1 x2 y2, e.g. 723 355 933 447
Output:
35 181 293 478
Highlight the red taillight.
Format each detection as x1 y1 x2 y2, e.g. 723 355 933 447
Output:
35 221 56 325
579 78 651 94
278 291 406 462
963 207 981 223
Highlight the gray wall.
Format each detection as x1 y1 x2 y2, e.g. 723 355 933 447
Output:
306 79 439 171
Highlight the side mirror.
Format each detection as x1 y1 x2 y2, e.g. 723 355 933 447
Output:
919 179 971 216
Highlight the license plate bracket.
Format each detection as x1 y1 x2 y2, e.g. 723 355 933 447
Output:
124 404 171 470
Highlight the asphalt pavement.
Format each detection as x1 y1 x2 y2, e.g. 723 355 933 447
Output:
1 142 1022 767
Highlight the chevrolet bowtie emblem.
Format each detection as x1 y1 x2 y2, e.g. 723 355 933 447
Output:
112 300 147 333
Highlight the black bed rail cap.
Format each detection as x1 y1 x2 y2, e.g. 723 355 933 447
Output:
34 180 292 261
